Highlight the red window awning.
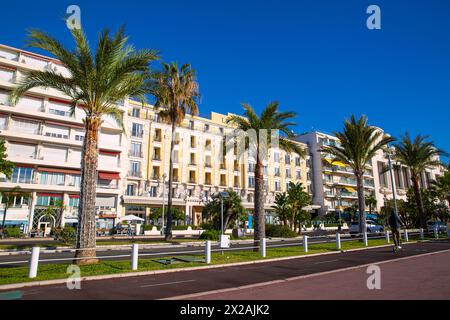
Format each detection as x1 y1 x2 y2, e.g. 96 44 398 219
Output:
99 150 121 156
37 167 81 175
37 193 63 197
69 194 80 199
98 172 120 180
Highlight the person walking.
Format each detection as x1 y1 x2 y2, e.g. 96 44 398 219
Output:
388 209 404 251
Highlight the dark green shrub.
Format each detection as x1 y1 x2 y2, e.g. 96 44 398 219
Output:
143 225 157 231
4 227 21 238
199 229 220 240
200 223 215 230
265 224 297 238
53 227 76 245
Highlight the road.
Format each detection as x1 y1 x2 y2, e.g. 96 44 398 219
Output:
0 237 335 267
2 239 448 300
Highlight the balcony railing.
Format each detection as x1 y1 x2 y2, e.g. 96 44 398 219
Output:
129 171 142 178
189 178 196 183
153 155 161 161
129 151 143 158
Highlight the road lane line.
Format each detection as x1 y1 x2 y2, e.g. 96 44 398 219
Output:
140 279 196 288
314 259 339 265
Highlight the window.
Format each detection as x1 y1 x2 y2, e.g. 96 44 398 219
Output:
248 163 255 173
130 161 141 176
296 170 301 179
263 166 268 175
131 123 143 138
41 146 67 162
126 184 136 196
378 162 388 187
44 124 69 139
188 120 194 129
36 195 63 206
69 197 79 208
95 196 116 210
130 142 142 157
274 152 280 163
10 167 33 184
274 167 280 177
68 174 81 187
285 154 291 163
204 124 209 132
2 195 30 207
275 181 281 191
149 186 157 197
295 157 301 166
12 118 40 135
248 176 255 188
40 172 65 185
8 143 36 159
286 168 291 178
132 108 140 118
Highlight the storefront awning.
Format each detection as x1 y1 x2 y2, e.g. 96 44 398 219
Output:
38 167 81 175
98 172 120 180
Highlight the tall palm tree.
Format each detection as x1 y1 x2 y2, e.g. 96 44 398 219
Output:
226 102 305 250
11 27 158 264
323 115 394 233
1 187 31 237
393 134 447 228
151 62 199 241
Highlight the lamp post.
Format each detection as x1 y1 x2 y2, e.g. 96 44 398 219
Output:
336 189 342 232
161 173 167 236
218 191 229 235
386 148 399 217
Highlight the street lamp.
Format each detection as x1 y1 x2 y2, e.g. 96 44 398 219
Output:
218 191 229 235
336 189 342 232
161 173 167 236
385 147 399 217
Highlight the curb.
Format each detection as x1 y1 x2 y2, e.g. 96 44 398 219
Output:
0 240 424 291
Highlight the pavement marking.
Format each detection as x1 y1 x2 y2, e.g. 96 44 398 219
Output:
140 279 196 288
314 259 339 265
163 248 450 300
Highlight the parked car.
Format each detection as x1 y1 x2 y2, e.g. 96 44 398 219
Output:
426 220 448 233
349 220 384 235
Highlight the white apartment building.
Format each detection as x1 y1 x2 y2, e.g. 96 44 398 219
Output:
0 43 312 232
296 130 444 217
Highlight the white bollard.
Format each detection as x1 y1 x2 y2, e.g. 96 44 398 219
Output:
29 247 40 278
447 226 450 238
404 229 409 242
131 244 139 270
420 228 424 240
336 232 341 250
303 235 308 253
435 228 439 239
363 232 368 247
260 238 266 258
385 230 390 244
205 240 211 264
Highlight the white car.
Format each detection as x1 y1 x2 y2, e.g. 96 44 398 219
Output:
349 220 384 235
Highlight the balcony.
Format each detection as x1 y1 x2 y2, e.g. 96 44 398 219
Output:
128 151 143 158
152 155 161 161
151 174 160 180
220 164 226 170
204 180 212 185
154 135 162 142
189 161 196 166
189 178 196 184
220 181 227 187
128 171 142 178
205 163 212 168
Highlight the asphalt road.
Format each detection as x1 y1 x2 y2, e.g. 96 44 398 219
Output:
0 236 341 267
2 239 448 300
187 248 450 300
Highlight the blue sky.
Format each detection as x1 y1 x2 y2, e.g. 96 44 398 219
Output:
2 0 449 161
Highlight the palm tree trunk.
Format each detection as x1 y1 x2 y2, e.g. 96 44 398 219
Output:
1 205 8 237
356 173 366 234
253 157 265 251
412 176 426 229
165 122 176 241
74 117 100 265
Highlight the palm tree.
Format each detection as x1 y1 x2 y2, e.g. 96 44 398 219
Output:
323 115 394 233
226 102 305 250
393 134 447 228
286 182 311 232
272 193 290 226
202 189 245 232
1 187 31 237
365 193 377 215
11 27 158 264
151 62 199 240
430 170 450 205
